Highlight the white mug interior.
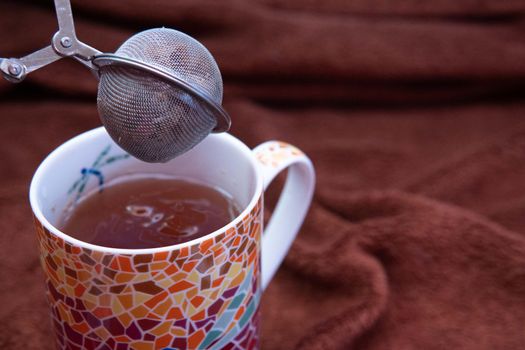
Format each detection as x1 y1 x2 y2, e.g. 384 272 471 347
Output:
29 127 262 254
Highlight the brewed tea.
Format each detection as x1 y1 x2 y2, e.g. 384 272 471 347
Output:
60 175 241 249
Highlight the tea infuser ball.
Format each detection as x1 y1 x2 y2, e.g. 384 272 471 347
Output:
0 0 230 163
95 28 230 163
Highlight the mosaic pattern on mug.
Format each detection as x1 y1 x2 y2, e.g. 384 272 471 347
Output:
35 199 263 350
254 141 304 168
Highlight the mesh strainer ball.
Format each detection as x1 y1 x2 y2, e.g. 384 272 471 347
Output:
94 28 230 163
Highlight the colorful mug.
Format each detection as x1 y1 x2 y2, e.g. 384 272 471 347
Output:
29 127 315 350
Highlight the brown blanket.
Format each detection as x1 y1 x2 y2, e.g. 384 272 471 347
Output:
2 0 525 349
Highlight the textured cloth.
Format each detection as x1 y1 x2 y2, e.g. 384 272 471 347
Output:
1 0 525 349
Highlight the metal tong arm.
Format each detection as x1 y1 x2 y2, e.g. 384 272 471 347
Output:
1 0 101 83
52 0 100 65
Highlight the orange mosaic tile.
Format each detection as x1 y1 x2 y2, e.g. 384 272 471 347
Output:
115 272 134 284
152 251 169 262
152 298 172 315
115 335 131 343
150 321 171 336
235 306 245 321
117 294 133 309
191 309 206 321
191 295 205 308
149 261 168 270
179 246 189 258
73 284 86 297
182 260 198 272
164 263 179 276
167 306 183 319
130 341 154 350
71 321 89 334
171 327 185 336
168 280 194 293
186 287 199 299
130 305 148 318
118 312 133 327
117 256 134 272
92 307 112 319
144 291 168 309
200 239 213 253
212 276 225 288
155 333 172 348
188 329 205 348
109 257 119 270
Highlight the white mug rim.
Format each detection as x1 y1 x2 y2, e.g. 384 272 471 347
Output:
29 127 264 255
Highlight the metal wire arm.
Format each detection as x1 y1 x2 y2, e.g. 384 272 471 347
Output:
0 0 100 83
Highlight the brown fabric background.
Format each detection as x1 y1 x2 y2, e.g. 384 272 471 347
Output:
1 0 525 349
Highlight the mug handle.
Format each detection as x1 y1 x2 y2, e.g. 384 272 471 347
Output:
253 141 315 290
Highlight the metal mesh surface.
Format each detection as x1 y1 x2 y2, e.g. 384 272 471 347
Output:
97 28 224 163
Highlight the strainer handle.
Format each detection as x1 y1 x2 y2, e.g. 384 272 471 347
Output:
52 0 101 69
1 0 101 83
253 141 315 291
1 46 62 83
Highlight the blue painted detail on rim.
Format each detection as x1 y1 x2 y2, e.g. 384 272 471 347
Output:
68 145 130 201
